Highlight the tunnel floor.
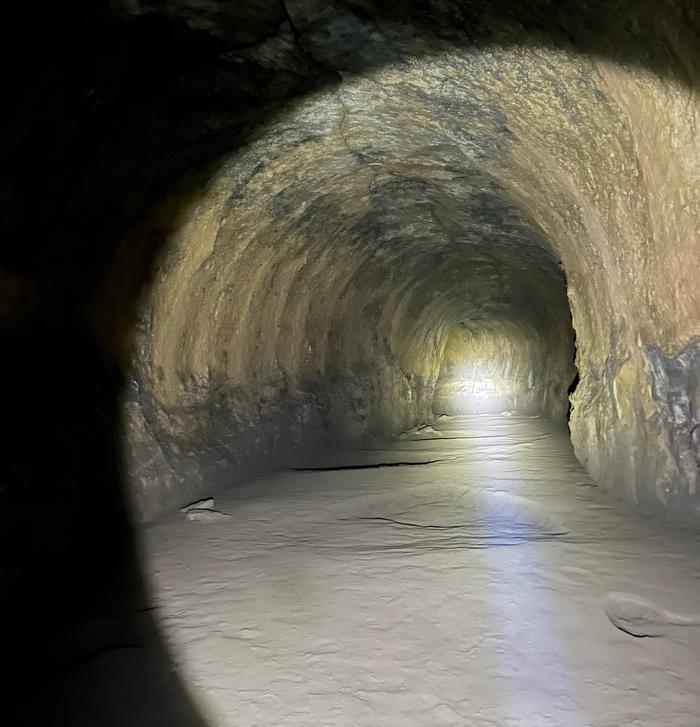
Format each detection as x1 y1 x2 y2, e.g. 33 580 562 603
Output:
144 415 700 726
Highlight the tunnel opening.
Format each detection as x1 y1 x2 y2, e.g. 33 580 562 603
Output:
118 167 577 519
432 309 575 419
4 1 699 725
114 76 580 521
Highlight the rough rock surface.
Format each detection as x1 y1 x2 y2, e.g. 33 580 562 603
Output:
2 2 699 722
89 1 699 523
3 1 698 525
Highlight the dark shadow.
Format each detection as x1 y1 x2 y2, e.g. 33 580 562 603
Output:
2 1 697 724
567 372 581 426
289 458 447 471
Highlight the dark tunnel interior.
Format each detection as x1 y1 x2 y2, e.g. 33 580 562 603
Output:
3 2 699 725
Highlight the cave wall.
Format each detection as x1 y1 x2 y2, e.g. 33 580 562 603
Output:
91 2 699 523
110 66 577 519
3 1 695 526
118 174 450 520
504 58 699 522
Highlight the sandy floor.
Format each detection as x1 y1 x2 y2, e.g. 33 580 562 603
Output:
143 415 700 727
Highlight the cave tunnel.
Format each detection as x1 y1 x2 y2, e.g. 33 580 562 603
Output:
3 1 699 725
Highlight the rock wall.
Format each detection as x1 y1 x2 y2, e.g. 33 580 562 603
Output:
75 0 697 523
113 74 576 519
4 5 699 717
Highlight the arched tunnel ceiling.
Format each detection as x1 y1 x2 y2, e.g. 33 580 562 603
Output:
115 50 592 518
2 0 698 528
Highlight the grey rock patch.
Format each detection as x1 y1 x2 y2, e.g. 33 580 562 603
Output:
604 591 700 637
180 497 215 513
